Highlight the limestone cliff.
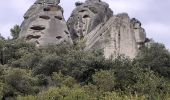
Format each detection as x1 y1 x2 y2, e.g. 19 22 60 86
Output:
20 0 148 58
19 0 73 46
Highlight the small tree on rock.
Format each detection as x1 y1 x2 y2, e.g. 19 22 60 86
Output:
10 25 20 39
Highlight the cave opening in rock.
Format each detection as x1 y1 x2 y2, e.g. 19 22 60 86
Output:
83 15 90 18
79 10 86 12
56 36 62 39
43 7 50 11
30 26 45 30
39 15 50 20
55 16 63 20
26 35 41 40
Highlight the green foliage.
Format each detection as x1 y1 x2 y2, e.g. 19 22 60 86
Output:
0 39 170 99
20 86 91 100
4 68 34 94
0 65 39 99
52 72 77 87
129 69 170 99
92 70 115 92
135 43 170 78
10 25 20 39
17 95 36 100
0 39 36 65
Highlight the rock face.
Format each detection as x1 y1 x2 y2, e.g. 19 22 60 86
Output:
19 0 73 46
67 0 113 42
20 0 148 58
0 34 4 40
68 0 147 58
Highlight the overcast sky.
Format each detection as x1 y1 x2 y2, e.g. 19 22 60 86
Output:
0 0 169 49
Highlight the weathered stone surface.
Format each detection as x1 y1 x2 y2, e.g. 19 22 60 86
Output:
20 0 148 59
20 0 72 46
67 0 113 43
68 0 147 59
131 18 146 49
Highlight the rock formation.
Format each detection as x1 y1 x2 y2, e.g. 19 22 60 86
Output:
68 0 147 58
19 0 73 46
20 0 148 58
67 0 113 42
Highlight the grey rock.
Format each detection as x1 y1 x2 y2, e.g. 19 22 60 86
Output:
131 18 146 49
19 0 72 46
85 0 101 3
75 2 84 7
83 12 147 58
67 0 113 42
45 0 60 5
35 0 60 5
67 0 148 58
83 13 138 58
19 0 148 59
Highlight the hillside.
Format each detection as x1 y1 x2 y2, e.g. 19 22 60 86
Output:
0 39 170 100
0 0 170 100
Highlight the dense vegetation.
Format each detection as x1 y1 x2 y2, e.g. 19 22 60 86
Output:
0 37 170 100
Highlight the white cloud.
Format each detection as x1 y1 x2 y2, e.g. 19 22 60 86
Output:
60 0 85 19
0 0 33 38
143 22 170 50
0 24 13 38
105 0 153 14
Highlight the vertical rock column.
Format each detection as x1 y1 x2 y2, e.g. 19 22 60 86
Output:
67 0 113 43
19 0 73 46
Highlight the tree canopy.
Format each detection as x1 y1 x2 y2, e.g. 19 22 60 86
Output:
0 39 170 100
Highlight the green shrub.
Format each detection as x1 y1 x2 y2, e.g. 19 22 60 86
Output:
92 70 115 92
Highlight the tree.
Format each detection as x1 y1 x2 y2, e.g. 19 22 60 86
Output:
134 43 170 79
4 68 35 95
10 25 20 39
92 70 115 92
0 34 5 40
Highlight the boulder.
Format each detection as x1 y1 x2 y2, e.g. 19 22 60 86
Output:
67 0 113 42
19 0 72 46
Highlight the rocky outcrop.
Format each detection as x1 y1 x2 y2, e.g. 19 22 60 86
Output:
68 0 147 58
20 0 148 59
19 0 73 46
67 0 113 43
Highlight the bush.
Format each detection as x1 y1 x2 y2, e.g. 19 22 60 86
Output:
10 25 20 39
0 39 170 99
0 39 36 65
4 68 38 95
135 43 170 78
92 70 115 92
52 72 76 87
